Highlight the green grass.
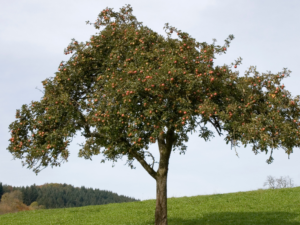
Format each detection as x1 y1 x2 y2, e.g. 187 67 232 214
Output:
1 187 300 225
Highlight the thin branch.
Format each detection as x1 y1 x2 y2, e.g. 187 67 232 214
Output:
144 151 157 169
207 116 222 136
35 87 45 94
131 150 157 180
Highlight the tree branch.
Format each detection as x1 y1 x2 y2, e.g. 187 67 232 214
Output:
144 151 157 169
208 116 222 136
165 126 176 150
131 150 157 180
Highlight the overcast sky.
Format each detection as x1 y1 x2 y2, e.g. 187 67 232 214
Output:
1 0 299 201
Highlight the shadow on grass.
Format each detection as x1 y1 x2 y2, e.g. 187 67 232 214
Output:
142 212 300 225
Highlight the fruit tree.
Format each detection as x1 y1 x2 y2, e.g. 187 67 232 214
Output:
7 4 300 225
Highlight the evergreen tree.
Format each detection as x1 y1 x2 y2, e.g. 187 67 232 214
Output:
0 182 3 200
22 186 30 205
6 4 300 224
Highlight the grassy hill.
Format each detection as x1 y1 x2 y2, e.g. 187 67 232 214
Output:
0 187 299 225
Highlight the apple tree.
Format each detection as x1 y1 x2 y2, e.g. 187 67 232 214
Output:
7 4 300 225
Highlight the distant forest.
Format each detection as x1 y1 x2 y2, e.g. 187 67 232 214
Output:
0 182 140 209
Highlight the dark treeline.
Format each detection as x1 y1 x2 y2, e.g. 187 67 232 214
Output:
0 182 3 200
0 182 140 209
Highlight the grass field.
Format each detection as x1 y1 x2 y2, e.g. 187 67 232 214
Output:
0 187 299 225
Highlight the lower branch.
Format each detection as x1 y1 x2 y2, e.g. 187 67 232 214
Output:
131 151 157 180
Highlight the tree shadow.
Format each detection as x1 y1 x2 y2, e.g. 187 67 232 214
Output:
142 211 300 225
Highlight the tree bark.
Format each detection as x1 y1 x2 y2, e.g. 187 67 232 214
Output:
155 171 168 225
155 128 175 225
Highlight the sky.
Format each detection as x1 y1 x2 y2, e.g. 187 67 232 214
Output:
1 0 300 201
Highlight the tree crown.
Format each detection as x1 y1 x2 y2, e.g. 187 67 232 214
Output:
7 4 300 174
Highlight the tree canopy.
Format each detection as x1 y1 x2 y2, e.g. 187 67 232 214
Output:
7 4 300 224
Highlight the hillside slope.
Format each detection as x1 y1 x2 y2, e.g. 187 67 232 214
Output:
0 187 299 225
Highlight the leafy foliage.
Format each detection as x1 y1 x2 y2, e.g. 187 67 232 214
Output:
6 4 300 176
0 190 30 215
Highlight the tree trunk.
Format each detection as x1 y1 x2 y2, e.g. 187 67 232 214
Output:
133 128 174 225
155 128 174 225
155 171 168 225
